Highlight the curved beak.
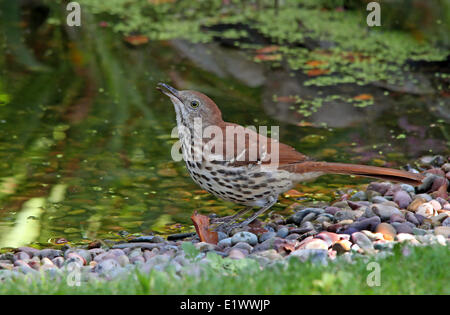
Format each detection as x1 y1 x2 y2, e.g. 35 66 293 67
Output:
156 83 181 101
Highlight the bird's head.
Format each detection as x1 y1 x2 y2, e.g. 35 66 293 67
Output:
157 83 223 128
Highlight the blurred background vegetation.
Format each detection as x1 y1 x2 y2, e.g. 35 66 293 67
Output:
0 0 448 250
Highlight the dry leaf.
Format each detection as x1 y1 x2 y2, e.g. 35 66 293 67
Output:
307 69 329 76
284 189 303 198
353 94 373 100
306 60 327 67
124 35 149 46
254 54 282 61
191 211 218 244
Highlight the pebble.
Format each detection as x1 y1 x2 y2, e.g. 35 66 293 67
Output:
332 240 352 254
351 232 375 254
218 237 233 247
289 249 328 265
287 208 324 225
434 226 450 238
276 227 289 238
231 232 258 246
391 222 414 234
228 249 246 260
408 198 427 212
416 202 437 218
394 190 412 208
259 231 276 243
375 223 397 241
371 204 401 221
396 233 418 243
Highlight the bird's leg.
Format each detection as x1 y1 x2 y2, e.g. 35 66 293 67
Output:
212 207 253 231
236 197 277 228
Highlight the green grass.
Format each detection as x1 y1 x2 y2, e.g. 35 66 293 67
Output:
0 244 448 294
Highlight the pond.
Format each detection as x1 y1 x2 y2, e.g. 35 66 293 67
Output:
0 1 448 249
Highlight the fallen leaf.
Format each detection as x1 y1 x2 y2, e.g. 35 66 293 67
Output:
353 94 373 100
124 35 149 46
307 69 329 76
254 54 282 61
306 60 327 67
191 211 218 244
284 189 303 198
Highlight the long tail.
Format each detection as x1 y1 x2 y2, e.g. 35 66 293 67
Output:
285 161 425 186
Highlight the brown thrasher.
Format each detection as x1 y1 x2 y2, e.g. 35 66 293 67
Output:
157 83 425 228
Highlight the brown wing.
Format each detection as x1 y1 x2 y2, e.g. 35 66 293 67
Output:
202 122 309 166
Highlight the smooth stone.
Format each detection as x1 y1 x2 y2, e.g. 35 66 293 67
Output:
301 212 318 224
431 213 448 226
94 259 121 275
231 232 258 246
391 222 414 234
13 252 30 262
254 249 283 260
331 201 350 209
396 233 418 243
371 204 401 221
375 223 396 241
285 233 300 241
394 190 412 209
324 206 340 215
412 227 428 236
297 221 315 234
303 238 329 250
346 216 381 232
232 242 253 253
366 190 381 201
390 213 406 223
367 182 392 195
332 240 352 254
415 193 432 202
276 227 289 238
228 249 246 260
350 191 367 201
400 184 415 193
442 217 450 227
253 237 279 252
217 232 228 241
371 196 389 204
115 254 130 267
407 198 427 211
289 249 328 265
351 232 375 254
17 247 40 257
51 257 64 268
416 202 437 218
287 208 324 225
218 237 233 247
335 210 361 221
38 249 62 260
434 226 450 238
405 212 420 226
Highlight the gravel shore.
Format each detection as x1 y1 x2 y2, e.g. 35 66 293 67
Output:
0 155 449 282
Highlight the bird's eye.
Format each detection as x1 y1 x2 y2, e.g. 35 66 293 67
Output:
190 100 200 108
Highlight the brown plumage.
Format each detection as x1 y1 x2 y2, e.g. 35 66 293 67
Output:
157 83 425 228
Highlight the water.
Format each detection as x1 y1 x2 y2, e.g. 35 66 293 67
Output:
0 27 448 249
